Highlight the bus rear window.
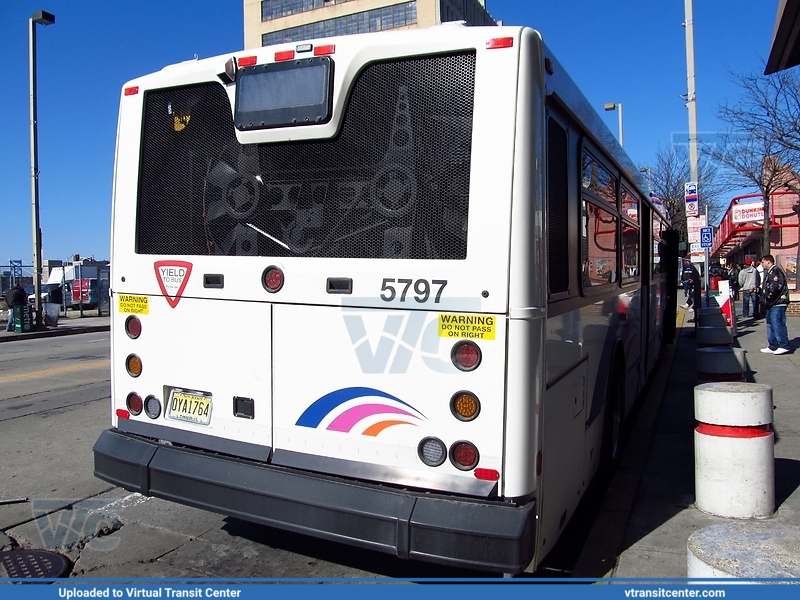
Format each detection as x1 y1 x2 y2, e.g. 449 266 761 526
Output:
135 52 476 260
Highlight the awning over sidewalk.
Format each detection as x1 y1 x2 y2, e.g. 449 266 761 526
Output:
711 191 800 262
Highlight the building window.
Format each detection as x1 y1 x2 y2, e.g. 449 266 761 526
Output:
262 1 419 46
262 0 354 23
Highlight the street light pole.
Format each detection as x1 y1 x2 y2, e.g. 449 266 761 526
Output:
29 9 55 331
604 102 624 146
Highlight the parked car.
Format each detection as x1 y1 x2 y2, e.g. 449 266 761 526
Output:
26 283 63 305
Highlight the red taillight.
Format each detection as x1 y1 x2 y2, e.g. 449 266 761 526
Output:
124 86 139 96
450 441 479 470
262 266 284 293
486 37 514 50
125 315 142 339
313 44 335 56
116 408 130 420
275 50 295 62
126 392 143 416
451 341 481 371
474 468 499 481
238 55 257 67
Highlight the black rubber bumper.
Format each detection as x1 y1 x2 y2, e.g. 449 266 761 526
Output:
93 428 536 573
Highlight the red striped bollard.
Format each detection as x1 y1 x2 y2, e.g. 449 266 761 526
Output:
694 382 774 519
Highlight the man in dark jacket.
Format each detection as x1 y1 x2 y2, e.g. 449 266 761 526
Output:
4 283 27 332
759 255 791 355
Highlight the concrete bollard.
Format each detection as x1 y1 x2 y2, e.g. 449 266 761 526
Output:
687 522 800 578
696 326 732 348
698 312 728 327
695 347 746 382
694 382 774 519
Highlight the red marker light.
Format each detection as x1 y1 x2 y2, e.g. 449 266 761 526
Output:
486 37 514 49
124 86 139 96
116 408 131 420
474 468 499 481
262 266 285 293
238 55 257 67
275 50 295 62
313 44 335 56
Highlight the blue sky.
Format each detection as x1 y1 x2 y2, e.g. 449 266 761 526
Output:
0 0 780 267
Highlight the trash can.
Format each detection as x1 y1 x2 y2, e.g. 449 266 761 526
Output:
13 305 33 333
43 303 59 327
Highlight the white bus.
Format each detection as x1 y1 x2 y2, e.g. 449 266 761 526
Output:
94 22 677 574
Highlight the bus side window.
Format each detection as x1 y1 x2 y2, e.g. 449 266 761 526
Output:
547 116 569 298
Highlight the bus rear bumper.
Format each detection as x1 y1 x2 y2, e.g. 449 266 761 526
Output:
93 428 536 573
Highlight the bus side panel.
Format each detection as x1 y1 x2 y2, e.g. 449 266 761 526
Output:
271 304 506 495
538 357 587 559
503 316 545 500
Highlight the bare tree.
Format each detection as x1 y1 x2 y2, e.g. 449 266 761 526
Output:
713 69 800 257
645 145 729 244
710 133 795 259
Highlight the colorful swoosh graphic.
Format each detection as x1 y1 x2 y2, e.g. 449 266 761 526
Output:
295 387 426 436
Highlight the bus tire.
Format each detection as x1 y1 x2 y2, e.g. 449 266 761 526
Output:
598 359 625 487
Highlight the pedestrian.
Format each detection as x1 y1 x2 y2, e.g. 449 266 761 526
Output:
728 263 741 301
4 283 27 332
681 260 693 298
738 258 760 319
759 255 791 355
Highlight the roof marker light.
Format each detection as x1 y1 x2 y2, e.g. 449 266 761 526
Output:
275 50 295 62
486 37 514 50
238 55 257 67
313 44 335 56
124 86 139 96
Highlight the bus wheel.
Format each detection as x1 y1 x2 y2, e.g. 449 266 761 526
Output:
598 362 625 487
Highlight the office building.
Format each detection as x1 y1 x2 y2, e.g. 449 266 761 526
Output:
244 0 496 49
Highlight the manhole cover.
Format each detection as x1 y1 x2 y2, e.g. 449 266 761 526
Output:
0 549 71 578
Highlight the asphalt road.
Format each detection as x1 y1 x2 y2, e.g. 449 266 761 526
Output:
0 333 597 579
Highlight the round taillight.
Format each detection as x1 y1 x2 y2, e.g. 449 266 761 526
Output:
418 437 447 467
126 392 143 416
451 391 480 421
144 395 161 419
450 441 479 471
125 315 142 339
126 354 143 378
262 266 284 293
451 341 481 371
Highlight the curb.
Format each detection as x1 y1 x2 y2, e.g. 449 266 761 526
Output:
571 309 685 578
0 324 109 343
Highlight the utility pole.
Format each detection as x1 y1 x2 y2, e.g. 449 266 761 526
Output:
684 0 704 301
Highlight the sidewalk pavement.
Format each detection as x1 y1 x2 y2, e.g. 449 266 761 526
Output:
575 305 800 579
0 311 109 343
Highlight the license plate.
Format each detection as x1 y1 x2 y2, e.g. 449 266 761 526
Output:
167 389 212 425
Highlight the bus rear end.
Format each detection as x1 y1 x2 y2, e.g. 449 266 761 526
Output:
95 24 542 573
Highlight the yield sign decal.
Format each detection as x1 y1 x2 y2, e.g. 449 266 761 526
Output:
154 261 193 308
